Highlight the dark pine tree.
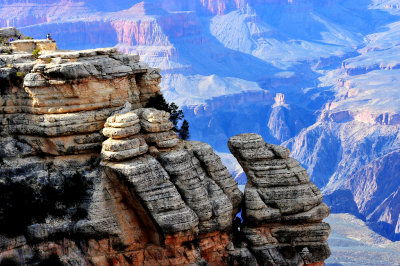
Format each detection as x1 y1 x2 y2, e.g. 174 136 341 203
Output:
145 92 189 136
179 120 190 140
168 102 184 131
145 92 169 112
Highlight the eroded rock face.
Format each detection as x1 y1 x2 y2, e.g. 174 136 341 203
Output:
228 133 331 265
0 27 329 265
98 107 243 264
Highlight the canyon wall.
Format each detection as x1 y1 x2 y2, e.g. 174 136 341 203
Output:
1 0 400 250
0 28 330 265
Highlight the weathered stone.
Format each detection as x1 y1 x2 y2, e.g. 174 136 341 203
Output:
135 108 174 132
0 27 25 41
186 141 243 213
103 155 199 234
157 149 234 234
101 136 148 161
144 131 180 148
228 133 331 265
228 248 258 265
11 40 57 53
102 124 141 139
104 112 139 128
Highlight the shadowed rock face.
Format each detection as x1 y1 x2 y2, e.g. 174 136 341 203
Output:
0 27 329 265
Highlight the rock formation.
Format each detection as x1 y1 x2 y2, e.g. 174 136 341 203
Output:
0 28 330 265
2 0 399 248
228 133 331 265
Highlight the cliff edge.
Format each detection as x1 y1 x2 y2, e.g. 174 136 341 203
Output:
0 28 330 265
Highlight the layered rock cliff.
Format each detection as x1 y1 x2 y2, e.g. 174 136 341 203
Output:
1 0 398 252
0 28 330 265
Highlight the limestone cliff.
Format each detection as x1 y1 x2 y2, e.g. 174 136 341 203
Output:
0 28 330 265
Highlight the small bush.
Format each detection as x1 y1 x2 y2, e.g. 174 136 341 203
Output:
44 58 52 64
145 92 169 112
168 102 184 131
32 48 40 59
16 72 25 79
179 120 190 140
24 36 34 40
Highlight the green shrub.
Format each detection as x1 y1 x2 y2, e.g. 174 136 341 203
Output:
145 92 169 112
32 48 40 59
16 72 25 79
179 120 190 140
24 36 34 40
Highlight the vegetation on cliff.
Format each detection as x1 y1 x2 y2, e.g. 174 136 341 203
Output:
145 92 190 140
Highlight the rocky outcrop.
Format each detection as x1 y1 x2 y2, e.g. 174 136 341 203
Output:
228 133 331 265
11 39 57 53
0 27 24 41
0 27 329 265
98 107 243 264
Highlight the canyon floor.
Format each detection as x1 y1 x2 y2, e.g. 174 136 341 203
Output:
326 214 400 266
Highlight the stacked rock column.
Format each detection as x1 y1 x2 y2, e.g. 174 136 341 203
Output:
228 133 331 266
102 111 148 161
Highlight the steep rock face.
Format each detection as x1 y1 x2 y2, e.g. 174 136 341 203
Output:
347 150 400 240
288 119 400 240
97 108 243 265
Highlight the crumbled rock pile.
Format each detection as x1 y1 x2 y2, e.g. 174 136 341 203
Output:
136 108 179 152
101 107 180 161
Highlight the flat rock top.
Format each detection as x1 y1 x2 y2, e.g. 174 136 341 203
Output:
1 45 150 84
11 39 53 44
38 47 121 59
228 133 290 159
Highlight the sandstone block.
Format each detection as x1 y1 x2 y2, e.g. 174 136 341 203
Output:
101 136 148 161
102 124 141 139
144 131 180 148
23 73 48 87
